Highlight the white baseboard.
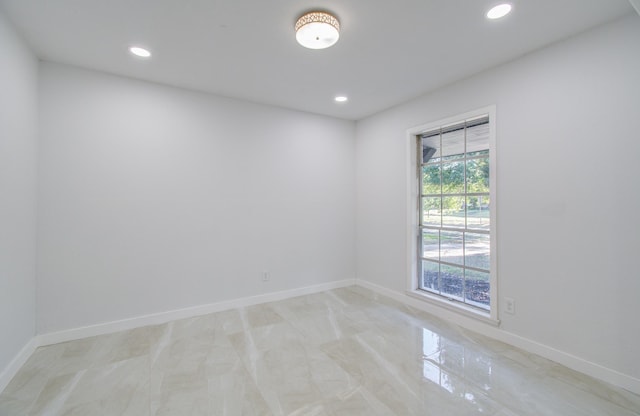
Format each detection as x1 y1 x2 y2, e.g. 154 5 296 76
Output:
0 337 39 393
2 279 355 393
355 279 640 396
37 278 356 347
5 277 638 397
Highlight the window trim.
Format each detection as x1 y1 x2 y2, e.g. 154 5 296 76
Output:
406 106 499 325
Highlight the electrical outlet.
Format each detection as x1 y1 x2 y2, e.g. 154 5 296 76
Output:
262 271 270 282
504 297 515 315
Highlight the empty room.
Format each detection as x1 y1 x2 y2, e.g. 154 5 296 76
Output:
1 0 639 414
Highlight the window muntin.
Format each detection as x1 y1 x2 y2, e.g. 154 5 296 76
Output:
417 115 491 311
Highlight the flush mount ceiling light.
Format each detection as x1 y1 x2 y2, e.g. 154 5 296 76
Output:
129 46 151 58
334 96 348 102
486 4 512 19
295 11 340 49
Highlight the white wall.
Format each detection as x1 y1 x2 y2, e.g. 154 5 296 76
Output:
0 12 38 379
5 5 639 395
37 63 356 333
356 14 640 384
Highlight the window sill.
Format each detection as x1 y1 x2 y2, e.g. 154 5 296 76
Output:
406 289 500 327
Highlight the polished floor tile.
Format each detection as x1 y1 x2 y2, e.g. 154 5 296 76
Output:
1 286 639 415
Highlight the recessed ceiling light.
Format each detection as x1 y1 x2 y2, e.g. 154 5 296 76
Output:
295 11 340 49
486 4 512 19
335 96 348 102
129 46 151 58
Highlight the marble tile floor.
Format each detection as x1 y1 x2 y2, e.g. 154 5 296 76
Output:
1 286 639 415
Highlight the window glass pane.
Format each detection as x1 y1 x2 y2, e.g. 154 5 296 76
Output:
441 127 465 158
421 260 439 293
422 229 439 260
466 158 489 193
422 197 441 227
442 161 465 194
467 149 489 158
465 269 490 310
421 136 441 162
416 113 492 312
422 164 441 195
442 196 465 228
466 122 489 155
440 264 464 300
441 231 464 266
466 196 490 230
465 233 490 270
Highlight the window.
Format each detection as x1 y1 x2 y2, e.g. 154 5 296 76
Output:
407 107 496 321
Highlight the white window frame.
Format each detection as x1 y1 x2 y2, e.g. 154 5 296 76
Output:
406 106 499 325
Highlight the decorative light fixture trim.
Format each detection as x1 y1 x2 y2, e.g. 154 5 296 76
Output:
295 11 340 49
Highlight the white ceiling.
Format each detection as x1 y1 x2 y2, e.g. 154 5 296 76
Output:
0 0 634 120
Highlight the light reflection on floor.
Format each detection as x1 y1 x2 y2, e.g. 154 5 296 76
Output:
0 286 638 415
422 327 491 406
